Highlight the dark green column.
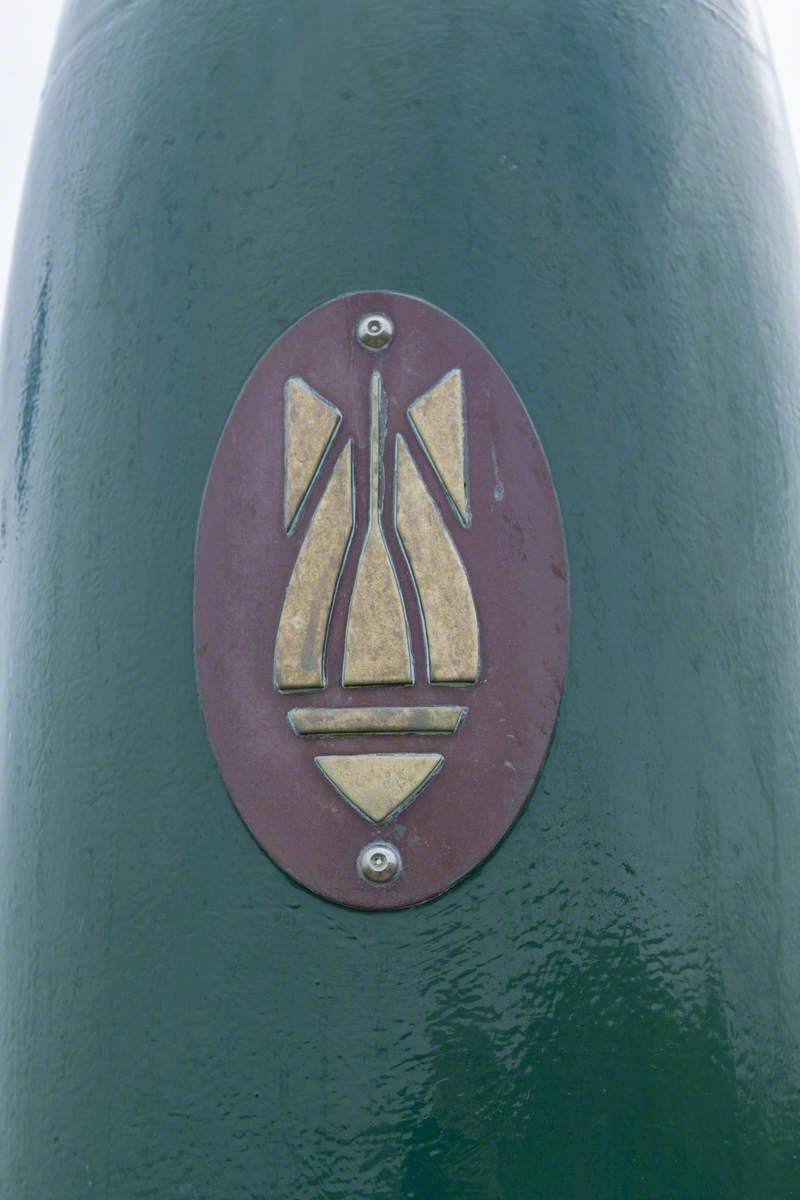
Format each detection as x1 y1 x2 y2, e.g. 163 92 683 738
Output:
2 1 800 1195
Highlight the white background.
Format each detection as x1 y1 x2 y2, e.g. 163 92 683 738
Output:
1 1 799 315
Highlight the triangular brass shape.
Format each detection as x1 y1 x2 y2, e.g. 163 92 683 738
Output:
284 377 341 532
315 753 444 823
408 368 470 526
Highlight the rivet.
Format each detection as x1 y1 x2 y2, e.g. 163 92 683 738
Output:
356 312 394 351
358 840 401 883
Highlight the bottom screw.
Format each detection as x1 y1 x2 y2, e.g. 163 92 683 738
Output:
358 841 401 884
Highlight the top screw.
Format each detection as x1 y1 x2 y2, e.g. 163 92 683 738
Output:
357 312 394 351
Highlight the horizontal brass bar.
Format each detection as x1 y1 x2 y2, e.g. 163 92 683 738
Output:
287 705 468 737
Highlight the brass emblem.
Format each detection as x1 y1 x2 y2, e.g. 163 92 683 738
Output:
274 351 480 823
195 291 569 909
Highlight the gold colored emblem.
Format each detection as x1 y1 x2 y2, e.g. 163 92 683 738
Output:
272 352 480 823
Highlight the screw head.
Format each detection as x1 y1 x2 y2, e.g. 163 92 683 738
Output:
356 312 394 351
358 840 401 883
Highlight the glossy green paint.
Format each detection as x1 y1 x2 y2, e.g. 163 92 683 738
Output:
2 0 800 1195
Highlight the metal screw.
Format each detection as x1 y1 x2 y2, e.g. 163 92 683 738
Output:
356 312 394 351
358 840 401 883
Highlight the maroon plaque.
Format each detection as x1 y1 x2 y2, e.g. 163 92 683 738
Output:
194 291 568 908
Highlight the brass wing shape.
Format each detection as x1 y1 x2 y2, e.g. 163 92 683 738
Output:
273 441 354 690
395 434 479 684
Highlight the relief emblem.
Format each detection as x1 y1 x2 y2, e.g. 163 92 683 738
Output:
195 292 568 908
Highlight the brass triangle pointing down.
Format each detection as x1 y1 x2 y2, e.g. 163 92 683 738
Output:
315 753 444 823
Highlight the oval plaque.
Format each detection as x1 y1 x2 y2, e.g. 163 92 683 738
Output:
195 292 569 909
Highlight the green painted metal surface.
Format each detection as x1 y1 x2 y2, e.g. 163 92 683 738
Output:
2 0 800 1194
